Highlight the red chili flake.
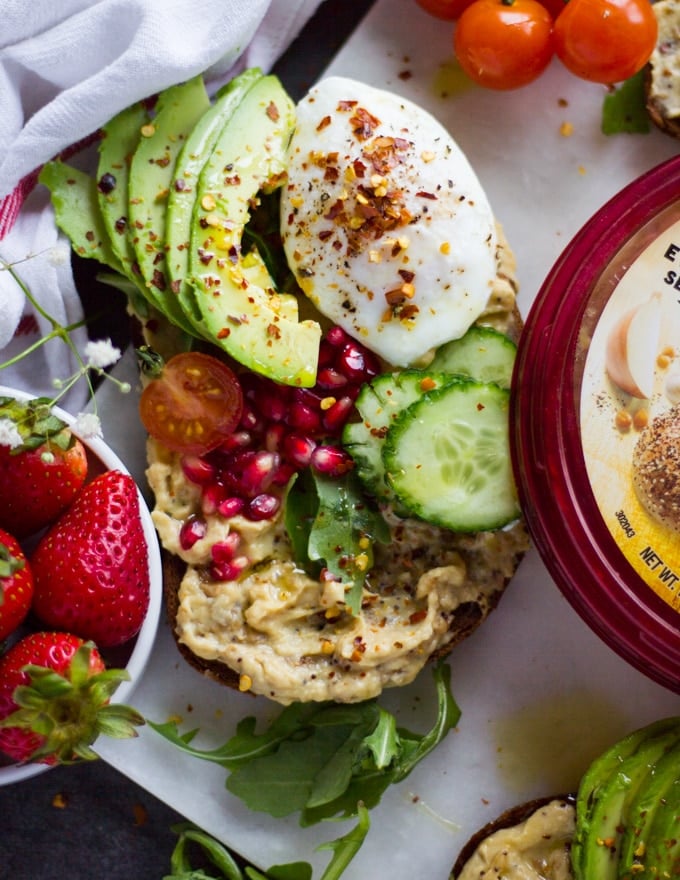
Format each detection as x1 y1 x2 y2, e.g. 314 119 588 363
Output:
319 229 333 241
476 402 486 411
399 304 419 321
324 198 345 220
151 269 166 291
266 101 280 122
155 155 171 168
337 99 358 111
316 115 332 132
398 269 415 283
398 70 413 81
267 323 282 339
350 106 381 141
332 240 342 251
114 217 127 234
174 178 187 192
217 327 231 339
324 166 340 182
416 191 437 200
197 248 213 265
224 175 241 186
352 159 366 177
408 610 427 625
85 230 95 242
170 280 181 294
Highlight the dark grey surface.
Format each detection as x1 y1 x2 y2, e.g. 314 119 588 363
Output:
0 2 376 878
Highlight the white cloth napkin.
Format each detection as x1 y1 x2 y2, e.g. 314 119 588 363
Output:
0 0 324 409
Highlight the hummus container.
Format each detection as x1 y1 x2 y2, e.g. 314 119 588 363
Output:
511 155 680 694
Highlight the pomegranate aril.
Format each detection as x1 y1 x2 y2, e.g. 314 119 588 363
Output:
283 433 316 468
325 325 350 347
201 482 227 515
240 450 280 496
218 430 253 453
252 384 291 422
247 493 281 520
211 555 249 581
336 341 380 382
316 367 349 390
211 532 241 563
322 395 355 433
288 401 322 434
179 516 207 550
181 455 216 485
240 404 265 434
272 461 296 487
218 496 246 518
311 444 354 476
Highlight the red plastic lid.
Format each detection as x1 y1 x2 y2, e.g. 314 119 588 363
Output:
511 154 680 694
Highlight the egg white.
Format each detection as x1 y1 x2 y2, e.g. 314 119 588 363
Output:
280 76 498 366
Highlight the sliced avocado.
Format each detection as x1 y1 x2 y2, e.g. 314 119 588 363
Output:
40 161 122 271
618 728 680 877
39 161 150 319
127 75 210 335
165 66 264 328
574 721 680 880
97 101 148 285
187 74 321 387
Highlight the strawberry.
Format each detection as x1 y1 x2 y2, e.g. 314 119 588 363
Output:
31 470 150 647
0 528 34 642
0 396 88 538
0 631 143 764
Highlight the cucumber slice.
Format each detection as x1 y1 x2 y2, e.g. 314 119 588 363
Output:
382 379 519 532
429 325 517 389
342 369 454 502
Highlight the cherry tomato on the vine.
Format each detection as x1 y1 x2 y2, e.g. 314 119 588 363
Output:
553 0 658 84
139 351 244 455
415 0 476 19
454 0 554 90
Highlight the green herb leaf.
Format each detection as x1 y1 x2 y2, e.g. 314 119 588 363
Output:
601 70 650 135
150 661 459 827
286 465 390 615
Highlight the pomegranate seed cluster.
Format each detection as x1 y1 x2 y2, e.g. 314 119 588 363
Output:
178 327 381 578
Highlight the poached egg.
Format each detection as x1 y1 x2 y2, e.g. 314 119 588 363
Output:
280 76 498 366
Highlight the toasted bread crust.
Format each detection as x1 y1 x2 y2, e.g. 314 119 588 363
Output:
645 1 680 139
450 795 576 879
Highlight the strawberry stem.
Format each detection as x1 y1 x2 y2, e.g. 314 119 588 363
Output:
0 643 145 764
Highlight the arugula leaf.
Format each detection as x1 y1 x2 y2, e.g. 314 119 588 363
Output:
150 661 460 827
601 70 650 135
285 465 390 615
164 810 370 880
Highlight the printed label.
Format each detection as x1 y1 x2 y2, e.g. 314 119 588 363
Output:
581 218 680 614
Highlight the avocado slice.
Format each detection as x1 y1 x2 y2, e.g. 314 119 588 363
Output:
165 66 264 329
573 720 680 880
618 728 680 877
97 101 148 283
186 74 321 387
39 160 150 319
127 75 210 335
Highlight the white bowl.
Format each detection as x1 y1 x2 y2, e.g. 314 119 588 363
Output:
0 386 162 785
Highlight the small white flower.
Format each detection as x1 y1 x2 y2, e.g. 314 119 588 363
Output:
47 242 72 267
0 418 23 449
74 412 102 440
84 338 121 370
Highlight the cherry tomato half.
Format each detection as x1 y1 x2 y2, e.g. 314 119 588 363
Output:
553 0 658 84
415 0 476 19
139 351 244 455
454 0 554 90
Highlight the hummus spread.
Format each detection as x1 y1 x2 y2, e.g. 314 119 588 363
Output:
455 799 576 880
147 438 529 704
